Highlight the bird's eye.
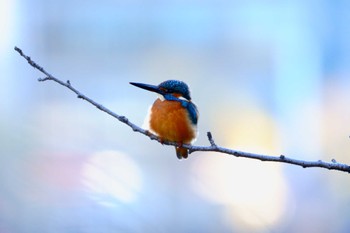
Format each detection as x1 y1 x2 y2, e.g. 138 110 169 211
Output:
160 87 172 93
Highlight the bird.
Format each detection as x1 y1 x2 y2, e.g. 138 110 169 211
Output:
130 80 199 159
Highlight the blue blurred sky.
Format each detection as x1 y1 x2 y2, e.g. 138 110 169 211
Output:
2 1 350 232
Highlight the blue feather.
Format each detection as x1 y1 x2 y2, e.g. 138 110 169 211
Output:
184 101 198 125
164 94 198 125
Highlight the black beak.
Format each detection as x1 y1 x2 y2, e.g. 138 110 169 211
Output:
130 82 164 95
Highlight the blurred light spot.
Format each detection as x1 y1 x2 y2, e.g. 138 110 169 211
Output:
191 156 288 230
0 0 15 53
82 150 142 205
217 102 281 154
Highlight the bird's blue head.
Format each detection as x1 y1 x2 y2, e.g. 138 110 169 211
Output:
158 80 191 100
130 80 192 100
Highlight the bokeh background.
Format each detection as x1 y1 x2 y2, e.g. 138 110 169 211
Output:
2 1 350 232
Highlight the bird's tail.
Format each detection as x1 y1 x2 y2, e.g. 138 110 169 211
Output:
175 147 188 159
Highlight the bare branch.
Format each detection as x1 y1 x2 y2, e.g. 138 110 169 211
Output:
14 46 350 173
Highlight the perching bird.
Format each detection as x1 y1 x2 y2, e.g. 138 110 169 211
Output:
130 80 198 159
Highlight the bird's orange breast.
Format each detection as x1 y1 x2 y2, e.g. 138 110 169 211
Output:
149 98 197 143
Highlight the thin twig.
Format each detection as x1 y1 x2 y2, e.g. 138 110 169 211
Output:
14 46 350 173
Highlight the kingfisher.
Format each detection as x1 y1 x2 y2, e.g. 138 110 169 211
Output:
130 80 199 159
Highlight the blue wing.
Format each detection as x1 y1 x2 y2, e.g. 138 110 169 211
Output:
185 101 198 125
164 94 199 125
